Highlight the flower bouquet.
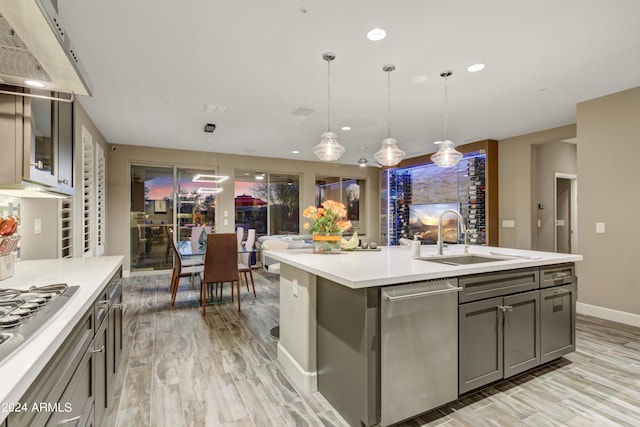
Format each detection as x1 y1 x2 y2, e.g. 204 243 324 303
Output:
303 200 352 254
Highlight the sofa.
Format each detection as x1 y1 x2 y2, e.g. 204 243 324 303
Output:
257 234 314 272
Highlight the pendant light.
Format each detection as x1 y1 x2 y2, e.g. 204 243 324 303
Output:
312 52 346 161
431 70 463 168
374 64 405 167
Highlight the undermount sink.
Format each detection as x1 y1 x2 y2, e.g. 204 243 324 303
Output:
418 254 511 266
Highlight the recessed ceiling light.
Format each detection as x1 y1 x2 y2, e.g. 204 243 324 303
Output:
413 74 429 84
467 63 486 73
367 27 387 41
24 80 45 88
291 150 300 154
341 126 351 131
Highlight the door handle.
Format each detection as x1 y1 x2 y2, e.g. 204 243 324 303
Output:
386 286 462 301
91 345 105 354
57 415 81 425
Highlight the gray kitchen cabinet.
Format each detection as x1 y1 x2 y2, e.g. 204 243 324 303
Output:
459 296 504 394
7 310 94 427
458 268 541 395
7 268 123 427
540 264 577 363
93 316 108 426
0 87 74 195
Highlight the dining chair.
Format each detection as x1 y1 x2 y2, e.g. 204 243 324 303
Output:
135 224 147 264
236 226 244 254
239 228 256 296
201 233 242 314
168 228 204 306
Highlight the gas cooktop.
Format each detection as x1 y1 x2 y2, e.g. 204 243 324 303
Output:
0 284 78 364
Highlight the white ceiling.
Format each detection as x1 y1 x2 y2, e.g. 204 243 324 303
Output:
58 0 640 165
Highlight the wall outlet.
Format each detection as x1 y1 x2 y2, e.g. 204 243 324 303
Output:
537 219 541 228
292 278 298 297
556 219 565 227
34 218 42 234
596 222 605 234
224 210 228 217
223 219 229 226
502 220 515 228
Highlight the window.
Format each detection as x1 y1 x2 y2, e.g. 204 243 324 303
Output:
234 170 299 237
315 176 366 235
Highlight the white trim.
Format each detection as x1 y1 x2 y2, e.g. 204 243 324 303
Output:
554 173 578 253
577 302 640 328
277 342 318 393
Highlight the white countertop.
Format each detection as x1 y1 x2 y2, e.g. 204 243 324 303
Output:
264 245 582 288
0 256 123 420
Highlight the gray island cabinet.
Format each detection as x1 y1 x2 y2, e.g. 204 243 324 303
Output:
264 245 582 427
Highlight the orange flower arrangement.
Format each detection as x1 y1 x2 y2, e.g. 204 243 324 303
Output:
303 200 352 234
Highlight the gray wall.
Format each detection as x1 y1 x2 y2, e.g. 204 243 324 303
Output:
18 198 58 260
533 141 577 251
498 125 577 249
576 86 640 318
106 144 381 272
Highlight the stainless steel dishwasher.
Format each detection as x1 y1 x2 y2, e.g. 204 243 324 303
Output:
380 278 461 426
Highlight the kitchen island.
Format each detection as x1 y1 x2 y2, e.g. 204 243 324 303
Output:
264 244 582 427
0 256 124 425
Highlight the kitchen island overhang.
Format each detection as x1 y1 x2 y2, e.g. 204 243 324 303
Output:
264 245 582 427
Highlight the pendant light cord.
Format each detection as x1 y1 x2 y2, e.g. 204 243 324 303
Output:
387 70 391 138
327 59 331 132
444 74 449 141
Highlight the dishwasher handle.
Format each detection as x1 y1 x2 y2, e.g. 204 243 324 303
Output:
385 285 462 301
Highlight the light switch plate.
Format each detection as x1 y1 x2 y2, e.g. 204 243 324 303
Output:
34 218 41 234
596 222 605 233
502 220 515 228
223 219 229 226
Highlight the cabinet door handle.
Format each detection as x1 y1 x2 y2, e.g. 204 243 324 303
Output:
553 288 570 296
112 303 122 309
552 272 569 280
30 160 44 169
91 345 105 354
58 178 69 185
57 415 81 425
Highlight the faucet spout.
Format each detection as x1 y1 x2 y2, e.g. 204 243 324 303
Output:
437 209 467 256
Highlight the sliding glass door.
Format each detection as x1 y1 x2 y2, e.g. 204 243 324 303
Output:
130 165 221 273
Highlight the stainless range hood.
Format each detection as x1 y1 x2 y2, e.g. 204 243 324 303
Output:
0 0 91 96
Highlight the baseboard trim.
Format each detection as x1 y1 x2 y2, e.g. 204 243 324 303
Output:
577 302 640 328
277 342 318 393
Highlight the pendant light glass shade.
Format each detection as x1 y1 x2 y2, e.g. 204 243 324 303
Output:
313 131 345 161
375 138 405 166
431 70 463 168
313 52 346 161
431 140 463 167
374 64 405 166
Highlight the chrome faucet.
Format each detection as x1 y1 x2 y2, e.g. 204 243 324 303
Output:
437 209 467 256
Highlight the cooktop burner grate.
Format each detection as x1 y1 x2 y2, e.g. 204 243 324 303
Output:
0 284 78 365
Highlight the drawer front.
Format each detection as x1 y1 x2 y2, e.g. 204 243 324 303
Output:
459 267 539 303
8 311 93 427
540 263 576 288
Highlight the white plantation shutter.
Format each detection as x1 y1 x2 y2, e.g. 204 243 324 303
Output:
96 144 106 256
82 126 94 257
60 198 73 258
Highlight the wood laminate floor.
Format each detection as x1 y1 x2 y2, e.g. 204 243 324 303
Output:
105 272 640 427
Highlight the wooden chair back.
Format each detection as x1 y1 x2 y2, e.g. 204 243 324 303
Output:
203 233 239 284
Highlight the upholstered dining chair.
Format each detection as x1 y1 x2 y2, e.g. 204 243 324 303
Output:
238 228 256 297
201 233 243 315
168 228 204 306
236 226 244 253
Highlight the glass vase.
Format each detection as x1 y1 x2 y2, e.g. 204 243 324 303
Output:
312 232 342 254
